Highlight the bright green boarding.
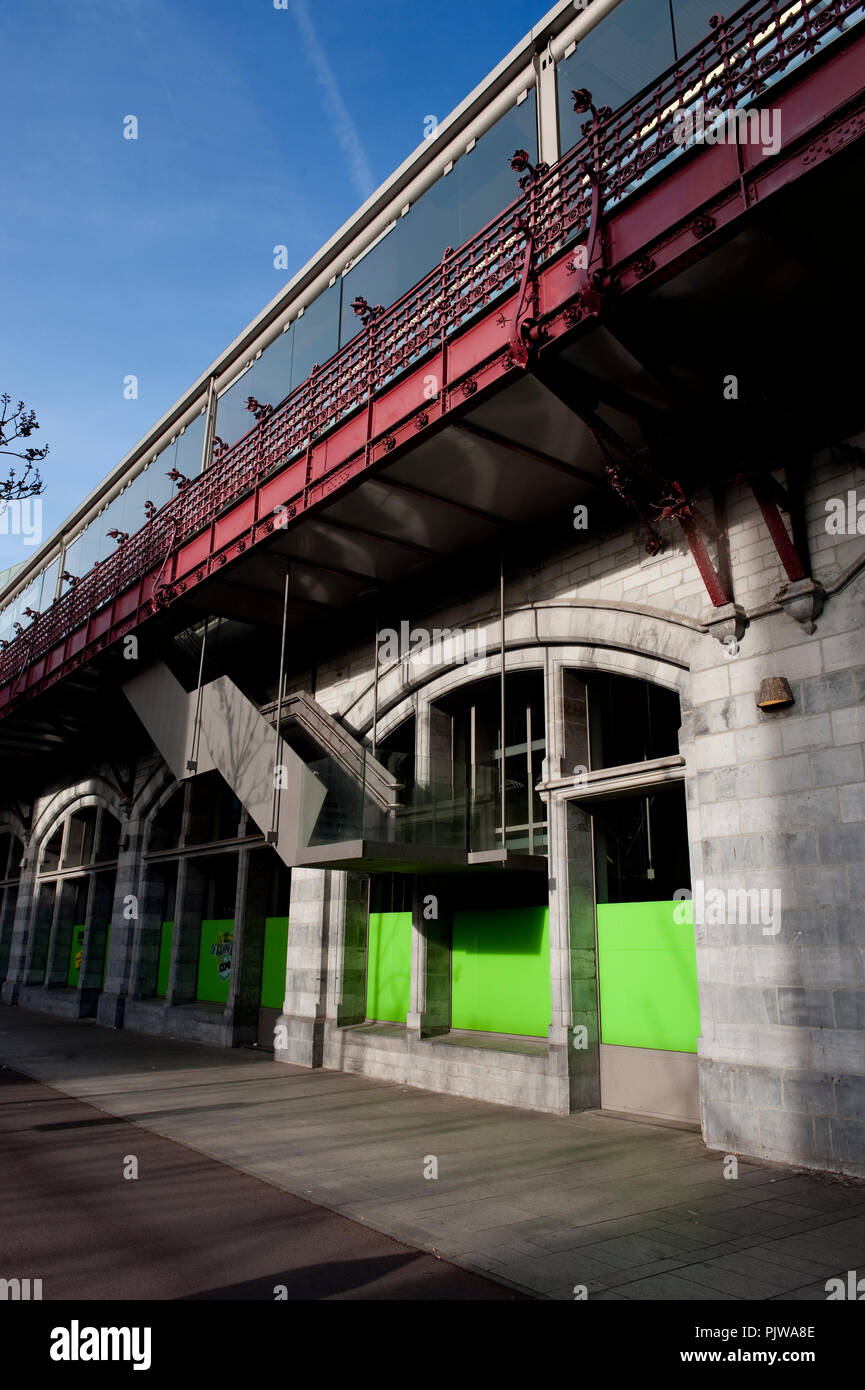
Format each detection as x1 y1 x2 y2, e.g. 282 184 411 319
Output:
596 900 699 1053
260 916 289 1008
156 921 174 998
451 906 551 1038
196 919 234 1004
366 911 412 1023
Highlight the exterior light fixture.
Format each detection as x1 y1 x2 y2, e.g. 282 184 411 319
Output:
756 676 794 710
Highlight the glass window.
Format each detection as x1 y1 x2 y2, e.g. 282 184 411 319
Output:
186 771 241 846
290 281 341 390
340 96 537 349
587 673 681 770
171 410 207 479
151 790 184 852
671 0 722 56
36 558 60 611
216 328 295 452
64 808 97 868
42 824 64 873
95 812 121 864
593 784 690 904
557 0 677 153
456 91 537 244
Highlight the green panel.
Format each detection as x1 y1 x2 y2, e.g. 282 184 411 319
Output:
101 924 111 987
196 919 234 1004
260 916 289 1008
66 925 86 988
597 900 699 1053
451 907 550 1038
366 911 412 1024
156 921 174 998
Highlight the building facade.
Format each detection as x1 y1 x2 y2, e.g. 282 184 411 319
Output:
1 0 864 1179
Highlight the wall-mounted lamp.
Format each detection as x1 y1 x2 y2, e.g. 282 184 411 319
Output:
756 676 794 710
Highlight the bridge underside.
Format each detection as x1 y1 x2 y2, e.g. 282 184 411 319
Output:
3 120 864 791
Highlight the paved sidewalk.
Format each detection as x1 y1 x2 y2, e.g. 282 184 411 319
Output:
2 1006 864 1301
0 1065 523 1300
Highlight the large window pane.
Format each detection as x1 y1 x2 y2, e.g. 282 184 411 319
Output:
456 91 537 243
216 329 294 450
587 673 681 770
671 0 723 55
171 409 207 478
290 282 341 390
557 0 676 153
340 95 537 347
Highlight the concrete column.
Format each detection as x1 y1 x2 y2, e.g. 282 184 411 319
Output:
407 877 450 1038
227 845 267 1044
166 857 206 1005
688 588 865 1176
96 818 145 1025
275 866 330 1066
79 869 115 1009
0 884 16 980
0 855 38 1004
126 858 173 1007
321 869 368 1038
545 662 599 1109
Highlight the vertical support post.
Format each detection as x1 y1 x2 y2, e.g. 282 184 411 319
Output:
371 613 380 760
199 378 217 475
268 568 291 845
187 618 209 773
500 549 506 849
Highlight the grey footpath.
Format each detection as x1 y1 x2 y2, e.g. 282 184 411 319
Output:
2 1007 864 1302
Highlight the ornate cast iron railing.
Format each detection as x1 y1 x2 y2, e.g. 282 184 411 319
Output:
1 0 861 692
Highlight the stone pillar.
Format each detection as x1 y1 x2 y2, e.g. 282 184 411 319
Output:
689 580 865 1177
97 818 145 1026
126 859 173 1004
166 857 206 1005
0 855 38 1004
407 877 450 1038
274 866 331 1067
227 846 267 1043
79 869 115 1011
544 661 600 1110
331 871 369 1027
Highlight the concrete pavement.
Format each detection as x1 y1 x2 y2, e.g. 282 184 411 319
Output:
0 1065 524 1300
2 1006 864 1300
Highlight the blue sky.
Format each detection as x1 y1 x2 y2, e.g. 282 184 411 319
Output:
0 0 545 569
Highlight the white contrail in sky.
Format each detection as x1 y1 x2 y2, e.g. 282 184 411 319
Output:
289 0 376 202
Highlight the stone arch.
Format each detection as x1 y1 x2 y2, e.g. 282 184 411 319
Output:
359 598 700 743
30 781 126 865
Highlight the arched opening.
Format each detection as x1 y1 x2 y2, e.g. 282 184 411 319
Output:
27 804 121 1003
